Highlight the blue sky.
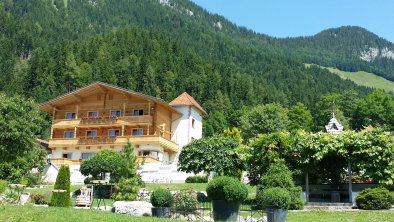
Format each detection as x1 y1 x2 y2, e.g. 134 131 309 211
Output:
191 0 394 42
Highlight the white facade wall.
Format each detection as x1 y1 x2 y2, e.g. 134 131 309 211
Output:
171 106 203 155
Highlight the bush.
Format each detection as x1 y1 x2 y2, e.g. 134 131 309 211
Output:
256 187 291 210
185 175 208 183
257 161 304 210
206 176 248 202
30 193 47 205
25 173 43 187
50 165 71 207
356 188 394 210
258 161 294 190
112 176 144 201
0 180 8 194
150 188 174 207
174 189 199 213
288 187 304 210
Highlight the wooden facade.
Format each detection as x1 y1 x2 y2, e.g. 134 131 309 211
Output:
39 82 181 165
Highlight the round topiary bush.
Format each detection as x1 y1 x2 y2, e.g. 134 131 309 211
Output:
206 176 248 202
256 187 291 210
150 188 174 207
356 188 394 210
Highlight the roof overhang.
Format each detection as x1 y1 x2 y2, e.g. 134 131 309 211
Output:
39 82 181 116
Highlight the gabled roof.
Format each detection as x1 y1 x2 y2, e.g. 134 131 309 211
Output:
169 92 207 115
39 82 180 115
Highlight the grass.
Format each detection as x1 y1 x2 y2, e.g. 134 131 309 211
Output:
0 206 172 222
305 64 394 93
2 206 394 222
287 210 394 222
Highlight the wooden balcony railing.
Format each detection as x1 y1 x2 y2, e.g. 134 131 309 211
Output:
51 158 81 166
53 115 153 127
78 136 117 145
80 116 118 125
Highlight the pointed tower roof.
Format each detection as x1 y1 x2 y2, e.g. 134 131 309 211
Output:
325 112 344 134
170 92 207 115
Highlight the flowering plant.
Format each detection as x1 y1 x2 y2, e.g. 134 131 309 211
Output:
30 193 47 205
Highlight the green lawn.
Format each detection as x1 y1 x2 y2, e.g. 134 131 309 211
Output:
0 206 171 222
305 64 394 93
287 210 394 222
2 206 394 222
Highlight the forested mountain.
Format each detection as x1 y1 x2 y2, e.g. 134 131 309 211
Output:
279 27 394 81
1 0 392 136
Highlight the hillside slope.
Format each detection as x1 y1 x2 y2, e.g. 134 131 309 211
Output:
0 0 371 109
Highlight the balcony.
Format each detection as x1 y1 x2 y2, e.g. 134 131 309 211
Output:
49 135 178 153
78 136 117 145
52 115 153 128
51 158 81 166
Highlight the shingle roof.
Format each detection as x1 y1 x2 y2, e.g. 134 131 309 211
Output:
169 92 207 115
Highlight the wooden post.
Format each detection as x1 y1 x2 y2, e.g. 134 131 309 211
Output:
123 102 126 117
121 125 125 136
50 126 54 139
305 172 309 203
148 102 151 116
74 127 77 138
348 162 353 204
76 105 79 119
52 107 56 120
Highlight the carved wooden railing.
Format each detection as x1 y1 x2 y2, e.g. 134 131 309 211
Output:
80 116 118 125
78 136 117 145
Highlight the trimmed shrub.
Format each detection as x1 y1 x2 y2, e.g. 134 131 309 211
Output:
0 180 8 194
257 161 304 210
174 189 199 213
258 161 294 190
356 188 394 210
185 175 208 183
151 188 174 207
50 165 71 207
256 187 291 210
206 176 248 202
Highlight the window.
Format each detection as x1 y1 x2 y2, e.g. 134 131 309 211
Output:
66 113 76 119
132 128 143 136
151 151 158 159
109 129 120 136
86 130 97 137
133 109 144 116
138 151 159 159
88 111 98 117
110 110 122 117
62 153 72 159
81 152 94 160
64 131 75 139
192 119 196 128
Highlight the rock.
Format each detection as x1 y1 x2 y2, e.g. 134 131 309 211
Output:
238 215 245 222
112 201 152 216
